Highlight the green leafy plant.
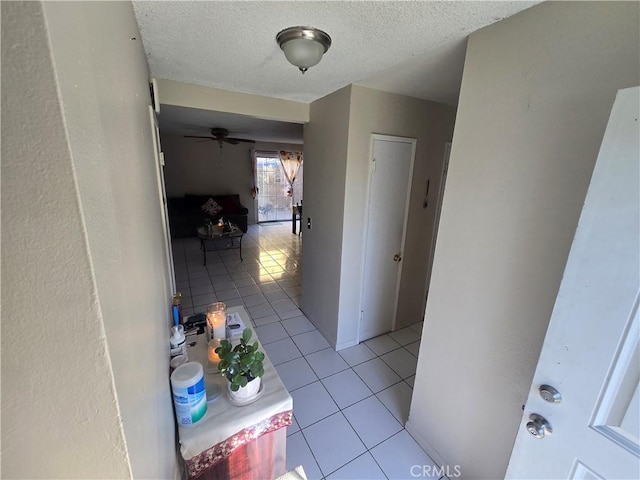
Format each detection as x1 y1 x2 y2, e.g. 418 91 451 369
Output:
215 328 265 391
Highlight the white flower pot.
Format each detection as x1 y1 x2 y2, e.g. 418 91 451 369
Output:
228 377 261 403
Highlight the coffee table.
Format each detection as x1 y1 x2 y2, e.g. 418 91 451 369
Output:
197 224 243 265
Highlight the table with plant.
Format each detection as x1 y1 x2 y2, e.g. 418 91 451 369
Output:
177 307 293 480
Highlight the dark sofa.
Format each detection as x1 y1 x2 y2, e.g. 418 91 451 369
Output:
167 194 249 238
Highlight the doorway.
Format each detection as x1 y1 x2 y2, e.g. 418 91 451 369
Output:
506 87 639 479
359 135 417 342
255 152 304 223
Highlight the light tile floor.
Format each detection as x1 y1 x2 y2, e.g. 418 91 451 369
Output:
172 223 443 480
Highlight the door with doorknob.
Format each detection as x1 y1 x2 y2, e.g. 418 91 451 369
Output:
359 135 416 342
506 88 639 479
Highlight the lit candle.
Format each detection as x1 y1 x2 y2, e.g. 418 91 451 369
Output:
208 339 221 363
212 311 226 339
206 302 227 340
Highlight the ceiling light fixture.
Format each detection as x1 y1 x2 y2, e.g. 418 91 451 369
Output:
276 26 332 74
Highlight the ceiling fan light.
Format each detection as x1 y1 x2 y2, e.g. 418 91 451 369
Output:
276 26 331 74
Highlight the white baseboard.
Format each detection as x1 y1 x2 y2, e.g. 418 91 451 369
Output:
336 338 359 351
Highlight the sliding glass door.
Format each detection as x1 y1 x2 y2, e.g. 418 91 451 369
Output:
255 153 291 223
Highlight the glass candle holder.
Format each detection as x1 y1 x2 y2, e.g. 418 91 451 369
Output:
207 338 222 373
206 302 227 340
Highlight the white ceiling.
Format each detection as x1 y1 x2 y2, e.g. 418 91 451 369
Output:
133 1 539 142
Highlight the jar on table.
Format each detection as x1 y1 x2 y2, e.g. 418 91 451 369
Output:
206 302 227 340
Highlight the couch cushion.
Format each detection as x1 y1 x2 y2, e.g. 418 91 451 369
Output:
184 194 212 209
201 198 223 215
213 194 242 213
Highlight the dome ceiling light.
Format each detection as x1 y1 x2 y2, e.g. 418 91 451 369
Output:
276 26 332 74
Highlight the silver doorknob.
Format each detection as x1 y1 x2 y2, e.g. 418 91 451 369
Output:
526 414 552 439
539 384 562 404
393 254 402 262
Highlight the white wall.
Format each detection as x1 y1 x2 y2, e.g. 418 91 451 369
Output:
408 2 640 479
338 86 455 348
2 1 176 478
301 86 352 346
161 134 303 224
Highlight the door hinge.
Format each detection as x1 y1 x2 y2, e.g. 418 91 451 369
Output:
371 158 376 175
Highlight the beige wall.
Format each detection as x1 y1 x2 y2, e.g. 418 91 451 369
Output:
301 86 352 346
338 86 456 347
161 134 302 224
301 85 455 349
1 2 130 476
158 79 309 124
408 2 640 479
2 1 176 478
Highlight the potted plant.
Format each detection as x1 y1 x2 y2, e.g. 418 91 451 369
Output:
215 328 265 402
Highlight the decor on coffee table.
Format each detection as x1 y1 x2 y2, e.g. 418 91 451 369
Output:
216 328 265 405
197 222 243 265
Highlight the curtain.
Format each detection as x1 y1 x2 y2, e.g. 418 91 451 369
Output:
278 150 303 197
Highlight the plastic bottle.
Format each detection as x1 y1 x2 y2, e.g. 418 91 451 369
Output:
172 293 183 324
170 325 187 358
172 304 180 327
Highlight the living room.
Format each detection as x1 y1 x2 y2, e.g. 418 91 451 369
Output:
160 105 305 237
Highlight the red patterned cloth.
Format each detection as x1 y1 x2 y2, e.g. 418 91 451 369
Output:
186 410 293 479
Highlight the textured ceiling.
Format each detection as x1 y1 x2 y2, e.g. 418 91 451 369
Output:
135 1 540 143
133 1 539 105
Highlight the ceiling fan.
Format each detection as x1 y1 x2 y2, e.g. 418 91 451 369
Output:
184 127 256 150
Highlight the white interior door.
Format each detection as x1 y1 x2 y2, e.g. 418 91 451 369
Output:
359 135 416 341
506 87 640 479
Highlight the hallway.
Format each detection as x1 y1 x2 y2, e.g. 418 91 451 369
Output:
172 223 440 479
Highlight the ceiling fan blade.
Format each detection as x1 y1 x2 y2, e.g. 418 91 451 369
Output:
227 137 256 144
184 135 214 140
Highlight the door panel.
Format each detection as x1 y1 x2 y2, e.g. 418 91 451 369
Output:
360 137 415 341
590 304 639 456
506 87 640 479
